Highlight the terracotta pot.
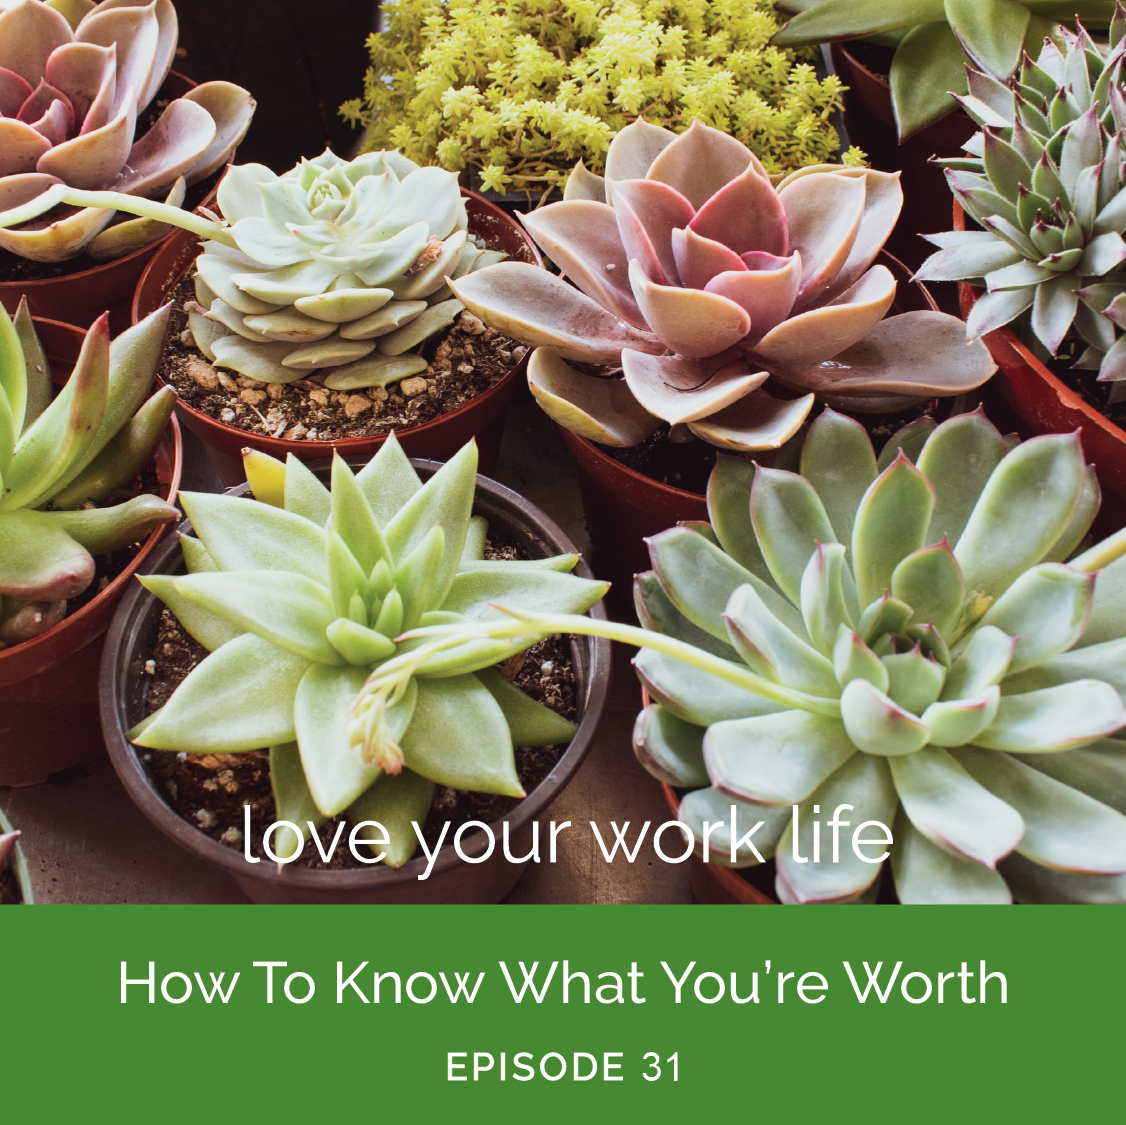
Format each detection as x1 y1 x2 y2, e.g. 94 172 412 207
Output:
562 249 941 598
831 43 975 273
99 459 612 905
952 203 1126 527
133 189 544 486
0 73 215 334
0 806 33 904
0 319 183 787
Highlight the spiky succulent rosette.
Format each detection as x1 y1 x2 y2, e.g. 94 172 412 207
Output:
918 7 1126 399
412 408 1126 903
0 299 178 647
772 0 1116 140
450 118 995 453
0 148 508 391
0 0 255 262
130 435 607 865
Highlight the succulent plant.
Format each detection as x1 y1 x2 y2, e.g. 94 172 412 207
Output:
772 0 1118 141
341 0 862 196
0 149 508 392
0 0 255 262
420 408 1126 903
130 435 607 864
450 117 995 453
917 7 1126 402
0 300 178 647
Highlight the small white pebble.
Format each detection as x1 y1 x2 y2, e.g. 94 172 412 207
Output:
194 808 218 829
457 362 473 375
142 753 152 762
220 827 244 846
176 751 188 761
219 407 236 423
605 263 616 271
143 659 156 675
541 661 554 674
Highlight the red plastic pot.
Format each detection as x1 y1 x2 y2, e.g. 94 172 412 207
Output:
562 250 941 598
0 73 214 334
953 203 1126 525
831 43 975 272
0 319 183 787
99 459 611 905
133 189 543 485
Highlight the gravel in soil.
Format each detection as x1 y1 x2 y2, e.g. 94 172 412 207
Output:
161 281 525 442
139 546 579 870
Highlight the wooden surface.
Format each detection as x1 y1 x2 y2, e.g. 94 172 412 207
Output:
0 385 691 905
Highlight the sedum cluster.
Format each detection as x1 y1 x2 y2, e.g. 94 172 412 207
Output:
406 409 1126 904
0 301 178 647
0 150 505 392
341 0 863 197
773 0 1116 141
453 118 995 453
918 7 1126 401
131 435 607 865
0 0 255 262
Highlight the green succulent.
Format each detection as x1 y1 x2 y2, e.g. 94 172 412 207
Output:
0 301 178 647
917 6 1126 400
342 0 861 195
773 0 1118 140
130 435 608 865
0 149 507 393
415 408 1126 903
0 805 31 904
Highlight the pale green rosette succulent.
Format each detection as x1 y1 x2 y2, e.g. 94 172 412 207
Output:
417 409 1126 903
0 149 507 392
0 300 178 646
130 435 607 865
917 6 1126 401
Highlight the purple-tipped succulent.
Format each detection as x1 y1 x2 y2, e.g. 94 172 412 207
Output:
451 119 997 452
0 0 255 262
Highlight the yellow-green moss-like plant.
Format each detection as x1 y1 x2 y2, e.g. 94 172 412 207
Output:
340 0 865 198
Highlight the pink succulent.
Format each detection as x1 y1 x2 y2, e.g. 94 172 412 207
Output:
450 119 996 451
0 0 255 262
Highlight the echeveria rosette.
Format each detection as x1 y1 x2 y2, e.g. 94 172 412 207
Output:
0 299 178 647
129 435 607 865
917 8 1126 403
0 0 255 262
450 118 995 453
421 408 1126 903
181 149 506 389
772 0 1116 141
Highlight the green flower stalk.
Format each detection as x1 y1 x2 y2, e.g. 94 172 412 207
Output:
772 0 1117 141
917 5 1126 400
405 409 1126 904
0 149 507 393
0 300 178 647
341 0 863 196
130 435 608 865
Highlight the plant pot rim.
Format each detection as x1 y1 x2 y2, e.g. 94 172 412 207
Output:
0 805 34 905
559 245 939 509
131 185 543 461
0 316 183 688
0 71 202 288
98 456 612 894
952 199 1126 453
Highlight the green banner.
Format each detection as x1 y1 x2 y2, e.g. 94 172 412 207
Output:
3 905 1121 1119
